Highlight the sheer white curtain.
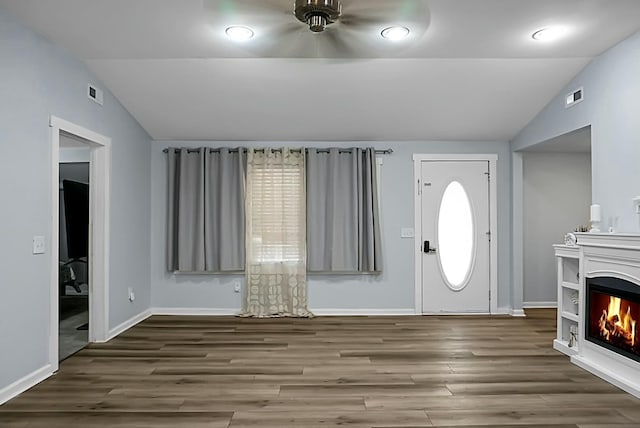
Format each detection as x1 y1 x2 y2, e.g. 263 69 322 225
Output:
241 148 312 318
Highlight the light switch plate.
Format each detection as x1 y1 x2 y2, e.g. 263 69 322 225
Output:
400 228 415 238
33 236 45 254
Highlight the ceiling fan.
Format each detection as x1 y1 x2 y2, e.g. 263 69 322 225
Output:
205 0 430 58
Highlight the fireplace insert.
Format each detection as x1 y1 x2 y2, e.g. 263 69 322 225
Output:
587 276 640 363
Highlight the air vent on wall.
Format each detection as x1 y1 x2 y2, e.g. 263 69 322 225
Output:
88 84 104 106
565 87 583 108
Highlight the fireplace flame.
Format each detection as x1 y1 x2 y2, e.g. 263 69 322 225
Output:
599 296 636 347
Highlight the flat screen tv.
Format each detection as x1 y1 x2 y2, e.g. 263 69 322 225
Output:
63 179 89 260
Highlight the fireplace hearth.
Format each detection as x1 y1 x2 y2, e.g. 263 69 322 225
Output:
587 277 640 363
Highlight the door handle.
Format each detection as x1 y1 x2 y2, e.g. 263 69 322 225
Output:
423 240 437 254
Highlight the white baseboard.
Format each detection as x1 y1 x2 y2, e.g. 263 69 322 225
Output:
311 308 416 316
523 301 558 309
152 307 238 316
104 308 153 342
495 307 527 317
152 308 417 316
0 364 52 405
572 354 640 399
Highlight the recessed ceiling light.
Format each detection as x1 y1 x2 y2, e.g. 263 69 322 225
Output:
225 26 254 41
532 27 567 42
381 26 410 41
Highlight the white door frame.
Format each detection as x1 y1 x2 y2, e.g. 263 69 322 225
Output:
511 152 525 314
50 116 111 371
413 154 498 315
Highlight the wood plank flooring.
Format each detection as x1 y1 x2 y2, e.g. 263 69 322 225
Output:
2 309 640 427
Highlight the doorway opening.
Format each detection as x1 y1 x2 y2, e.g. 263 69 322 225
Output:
58 140 90 360
514 125 592 310
50 116 111 372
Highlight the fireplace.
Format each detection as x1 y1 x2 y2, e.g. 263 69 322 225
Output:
587 276 640 363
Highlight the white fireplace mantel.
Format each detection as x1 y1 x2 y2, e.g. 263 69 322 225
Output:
569 233 640 398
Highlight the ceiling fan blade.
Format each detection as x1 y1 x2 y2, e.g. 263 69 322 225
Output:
271 23 305 39
341 0 429 24
238 23 310 58
341 0 430 42
321 28 359 58
339 15 383 27
204 0 285 14
203 0 293 23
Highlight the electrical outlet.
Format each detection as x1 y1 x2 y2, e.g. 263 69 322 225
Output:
234 281 241 293
128 287 135 302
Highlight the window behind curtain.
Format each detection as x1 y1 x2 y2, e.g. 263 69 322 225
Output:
246 151 305 264
242 148 311 318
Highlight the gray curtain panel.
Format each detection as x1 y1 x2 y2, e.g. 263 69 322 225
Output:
306 147 382 272
167 148 245 272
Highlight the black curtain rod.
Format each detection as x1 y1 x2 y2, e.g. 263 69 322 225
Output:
162 147 394 155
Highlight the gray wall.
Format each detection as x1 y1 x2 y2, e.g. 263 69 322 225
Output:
512 31 640 233
150 140 512 312
523 152 591 305
0 7 151 390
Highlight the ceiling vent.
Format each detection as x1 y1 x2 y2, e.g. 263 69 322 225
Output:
88 84 104 106
565 87 583 108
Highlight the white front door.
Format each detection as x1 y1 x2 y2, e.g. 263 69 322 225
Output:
420 160 491 313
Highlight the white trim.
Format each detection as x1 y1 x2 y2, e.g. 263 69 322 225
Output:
0 364 52 405
152 308 239 316
510 308 527 317
412 154 499 162
421 311 493 315
572 354 640 399
523 301 557 308
312 308 416 316
49 116 111 373
104 309 153 342
151 308 418 317
413 158 423 314
49 127 60 372
512 152 525 315
494 307 511 315
412 154 499 315
488 157 498 315
4 307 150 403
51 117 110 144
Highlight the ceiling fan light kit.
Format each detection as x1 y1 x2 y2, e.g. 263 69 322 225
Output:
532 26 567 42
381 26 410 40
225 25 254 41
294 0 342 33
206 0 432 57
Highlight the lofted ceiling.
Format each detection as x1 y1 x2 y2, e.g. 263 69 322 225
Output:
2 0 640 142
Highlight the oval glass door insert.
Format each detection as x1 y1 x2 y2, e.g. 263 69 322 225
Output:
438 181 475 290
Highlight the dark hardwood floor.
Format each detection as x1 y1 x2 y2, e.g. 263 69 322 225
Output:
1 309 640 427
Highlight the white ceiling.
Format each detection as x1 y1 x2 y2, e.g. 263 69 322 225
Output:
2 0 640 142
